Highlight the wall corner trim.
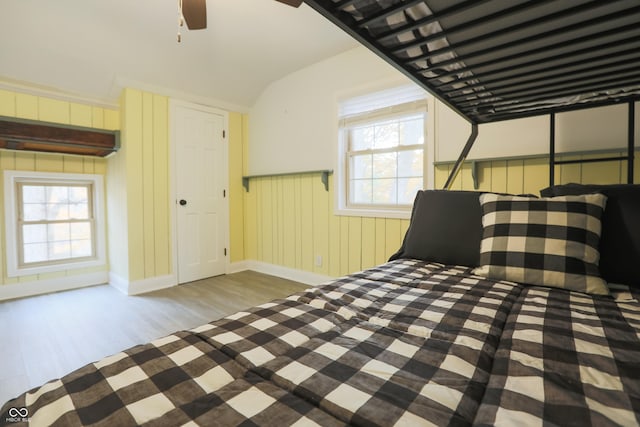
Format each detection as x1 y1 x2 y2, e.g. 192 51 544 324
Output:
108 272 129 294
227 261 252 275
109 273 177 296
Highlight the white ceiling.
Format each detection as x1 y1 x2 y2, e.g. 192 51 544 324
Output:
0 0 359 110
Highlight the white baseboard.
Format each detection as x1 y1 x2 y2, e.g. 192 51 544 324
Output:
108 272 129 294
0 271 109 301
109 273 177 295
0 263 329 301
228 260 335 287
226 260 251 275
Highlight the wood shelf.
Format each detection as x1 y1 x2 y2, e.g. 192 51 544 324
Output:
242 170 333 192
0 116 120 157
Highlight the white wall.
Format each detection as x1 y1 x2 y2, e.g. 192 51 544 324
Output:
249 46 640 171
437 101 640 162
248 46 411 175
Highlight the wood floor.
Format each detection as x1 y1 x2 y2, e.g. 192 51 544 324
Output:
0 271 308 405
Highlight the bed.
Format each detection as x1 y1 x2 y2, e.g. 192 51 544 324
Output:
4 0 640 425
2 185 640 426
304 0 640 187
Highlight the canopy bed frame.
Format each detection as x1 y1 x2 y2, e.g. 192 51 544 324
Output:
304 0 639 188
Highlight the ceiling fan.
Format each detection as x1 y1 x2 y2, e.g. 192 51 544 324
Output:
181 0 303 31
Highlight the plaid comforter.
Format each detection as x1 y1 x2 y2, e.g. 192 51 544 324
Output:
2 259 639 426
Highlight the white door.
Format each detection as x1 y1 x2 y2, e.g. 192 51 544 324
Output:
173 103 227 284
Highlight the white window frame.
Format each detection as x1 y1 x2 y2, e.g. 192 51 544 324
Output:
4 170 107 277
336 86 434 219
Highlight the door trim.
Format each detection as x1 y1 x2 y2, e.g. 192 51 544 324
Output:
169 99 230 282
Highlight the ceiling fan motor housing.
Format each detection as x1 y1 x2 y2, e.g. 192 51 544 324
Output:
182 0 207 30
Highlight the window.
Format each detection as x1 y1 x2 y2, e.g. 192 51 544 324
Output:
347 113 424 206
4 171 106 277
337 85 429 218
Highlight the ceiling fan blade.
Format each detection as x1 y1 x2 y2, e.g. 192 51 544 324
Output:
182 0 207 30
275 0 303 7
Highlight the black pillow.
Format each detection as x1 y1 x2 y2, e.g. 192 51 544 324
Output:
389 190 484 267
540 183 640 287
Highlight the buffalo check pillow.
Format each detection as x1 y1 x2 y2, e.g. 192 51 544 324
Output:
473 193 609 295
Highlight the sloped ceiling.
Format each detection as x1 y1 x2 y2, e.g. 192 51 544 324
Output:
0 0 359 110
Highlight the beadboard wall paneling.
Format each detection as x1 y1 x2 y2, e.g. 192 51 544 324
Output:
110 89 170 283
434 151 639 191
243 174 409 278
0 88 117 286
242 151 638 279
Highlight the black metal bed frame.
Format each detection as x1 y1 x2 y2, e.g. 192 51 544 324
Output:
304 0 640 188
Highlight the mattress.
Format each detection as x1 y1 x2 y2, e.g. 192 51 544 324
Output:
2 259 639 426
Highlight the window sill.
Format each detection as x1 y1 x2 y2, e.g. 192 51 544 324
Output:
334 207 411 220
7 259 106 279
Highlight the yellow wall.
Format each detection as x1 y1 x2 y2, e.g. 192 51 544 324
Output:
243 174 410 277
0 88 119 285
1 86 238 290
108 88 170 283
4 87 636 288
435 151 640 191
241 151 639 279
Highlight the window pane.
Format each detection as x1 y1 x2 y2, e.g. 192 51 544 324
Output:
46 203 70 220
15 176 99 270
23 224 47 244
70 222 91 240
341 105 426 210
374 122 399 149
48 223 70 242
22 186 46 203
24 243 48 263
351 154 372 179
372 152 397 178
350 126 374 151
71 240 92 258
69 186 88 203
398 149 423 178
398 178 423 205
48 242 71 260
23 203 46 221
400 117 424 146
69 203 89 219
46 186 69 203
350 179 372 204
372 179 397 204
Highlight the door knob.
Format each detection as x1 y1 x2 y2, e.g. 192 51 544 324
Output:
179 199 187 206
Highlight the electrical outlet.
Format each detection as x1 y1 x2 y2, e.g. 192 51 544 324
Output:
315 255 323 267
